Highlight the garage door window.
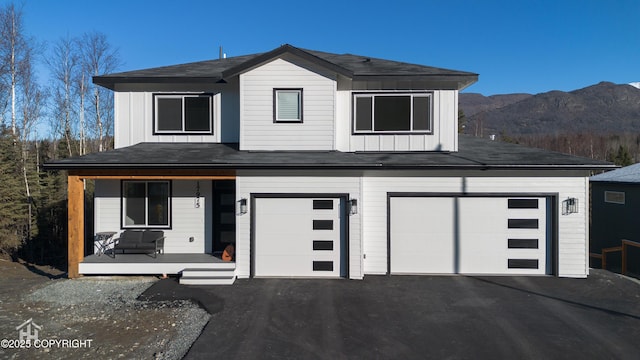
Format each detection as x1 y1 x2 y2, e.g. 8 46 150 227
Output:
313 261 334 271
313 220 333 230
508 199 538 209
313 200 334 209
508 259 539 269
508 239 539 249
313 241 334 251
508 219 539 229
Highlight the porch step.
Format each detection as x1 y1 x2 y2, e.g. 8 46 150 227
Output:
179 267 236 285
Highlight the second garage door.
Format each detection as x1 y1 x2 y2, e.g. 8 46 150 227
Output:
390 196 552 275
254 197 346 278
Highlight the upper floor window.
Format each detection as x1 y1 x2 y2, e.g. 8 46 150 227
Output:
353 93 432 133
154 94 213 134
274 88 303 123
122 181 171 228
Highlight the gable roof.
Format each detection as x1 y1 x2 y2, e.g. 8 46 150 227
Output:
590 162 640 183
93 44 478 90
43 136 615 172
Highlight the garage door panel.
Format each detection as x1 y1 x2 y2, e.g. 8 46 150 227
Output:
390 196 551 275
254 197 344 278
391 197 455 274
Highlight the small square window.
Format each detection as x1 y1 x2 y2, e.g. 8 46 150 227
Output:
274 89 303 123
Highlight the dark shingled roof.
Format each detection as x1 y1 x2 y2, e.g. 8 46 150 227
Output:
93 44 478 90
43 136 615 171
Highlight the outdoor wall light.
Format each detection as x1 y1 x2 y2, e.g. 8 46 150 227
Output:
238 198 248 215
562 197 578 215
349 199 358 215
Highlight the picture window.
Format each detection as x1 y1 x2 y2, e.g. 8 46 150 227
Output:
353 93 432 133
122 181 171 228
154 94 213 134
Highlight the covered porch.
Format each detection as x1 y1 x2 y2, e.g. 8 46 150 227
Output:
66 168 237 280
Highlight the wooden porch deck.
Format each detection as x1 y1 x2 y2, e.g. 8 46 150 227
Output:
79 253 235 275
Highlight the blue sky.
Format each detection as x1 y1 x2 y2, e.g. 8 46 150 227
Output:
13 0 640 95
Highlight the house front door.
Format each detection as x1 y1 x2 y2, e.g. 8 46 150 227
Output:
212 180 236 256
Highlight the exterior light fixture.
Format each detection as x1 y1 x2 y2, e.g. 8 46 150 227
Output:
238 198 248 215
349 199 358 215
562 197 578 215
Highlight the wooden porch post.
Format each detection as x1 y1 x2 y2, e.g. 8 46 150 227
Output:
67 175 84 278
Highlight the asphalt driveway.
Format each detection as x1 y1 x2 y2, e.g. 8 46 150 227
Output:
140 270 640 359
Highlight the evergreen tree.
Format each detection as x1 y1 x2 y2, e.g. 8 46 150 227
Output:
0 129 27 253
608 145 634 167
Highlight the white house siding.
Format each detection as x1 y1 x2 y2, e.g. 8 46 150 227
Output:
235 171 362 279
361 172 590 278
336 90 458 152
239 58 336 151
94 180 121 235
93 180 212 254
113 81 239 148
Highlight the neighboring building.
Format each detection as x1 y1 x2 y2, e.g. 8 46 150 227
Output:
45 44 614 284
590 163 640 273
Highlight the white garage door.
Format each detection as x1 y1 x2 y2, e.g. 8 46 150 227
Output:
390 196 551 275
254 197 345 277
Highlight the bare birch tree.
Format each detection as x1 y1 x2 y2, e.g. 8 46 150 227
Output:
18 48 44 241
0 3 43 249
0 3 29 137
48 35 79 157
79 31 120 152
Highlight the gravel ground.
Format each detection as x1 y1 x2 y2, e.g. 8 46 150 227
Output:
0 261 210 360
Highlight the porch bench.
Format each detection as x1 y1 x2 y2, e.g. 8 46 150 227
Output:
113 230 165 258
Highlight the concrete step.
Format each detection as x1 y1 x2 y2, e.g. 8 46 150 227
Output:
180 276 235 285
180 267 236 285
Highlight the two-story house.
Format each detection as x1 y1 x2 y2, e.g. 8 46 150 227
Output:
45 44 614 284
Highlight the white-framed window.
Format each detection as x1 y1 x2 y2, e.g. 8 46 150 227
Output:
353 93 432 133
604 191 625 204
154 94 213 134
122 181 171 228
273 88 303 123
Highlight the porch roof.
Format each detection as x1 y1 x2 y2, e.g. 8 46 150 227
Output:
44 136 615 172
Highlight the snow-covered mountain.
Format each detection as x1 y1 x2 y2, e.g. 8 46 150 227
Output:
629 82 640 89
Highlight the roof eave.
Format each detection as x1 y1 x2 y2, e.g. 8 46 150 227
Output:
42 162 616 172
352 74 478 90
93 76 225 90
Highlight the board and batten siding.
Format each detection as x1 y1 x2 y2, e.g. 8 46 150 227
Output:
113 80 239 148
235 172 362 279
239 58 336 151
93 180 211 254
361 174 590 278
335 90 458 152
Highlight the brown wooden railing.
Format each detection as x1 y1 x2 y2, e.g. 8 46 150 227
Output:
591 239 640 275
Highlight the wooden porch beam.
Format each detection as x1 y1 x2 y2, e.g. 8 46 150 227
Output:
67 175 85 279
